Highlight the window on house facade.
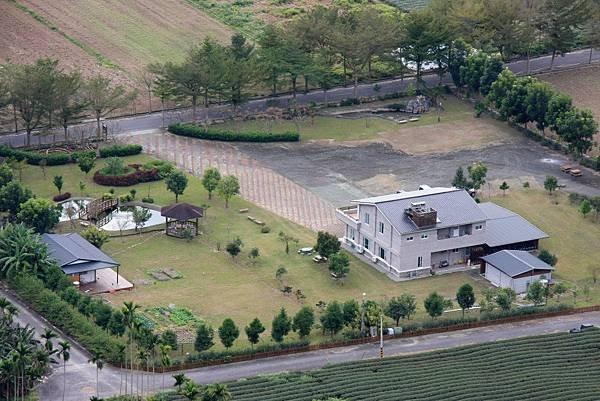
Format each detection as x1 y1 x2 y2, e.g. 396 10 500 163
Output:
475 224 483 230
417 256 423 267
349 227 355 240
452 227 459 237
379 247 386 260
452 248 459 253
406 236 414 241
363 237 370 250
421 234 428 239
364 213 370 224
378 222 384 234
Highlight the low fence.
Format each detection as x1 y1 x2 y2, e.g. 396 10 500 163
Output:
152 304 600 372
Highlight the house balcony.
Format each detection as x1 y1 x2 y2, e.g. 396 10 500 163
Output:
336 206 360 229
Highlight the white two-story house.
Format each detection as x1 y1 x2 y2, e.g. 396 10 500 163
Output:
336 186 547 281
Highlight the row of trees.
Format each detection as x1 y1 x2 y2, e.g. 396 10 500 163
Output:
487 69 598 155
0 59 137 146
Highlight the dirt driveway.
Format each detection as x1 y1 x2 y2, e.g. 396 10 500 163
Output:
236 136 600 206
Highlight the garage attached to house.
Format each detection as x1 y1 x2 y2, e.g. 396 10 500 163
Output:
482 250 554 294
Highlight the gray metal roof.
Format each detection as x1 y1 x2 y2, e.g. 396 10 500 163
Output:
42 233 119 274
482 250 554 277
479 203 548 247
372 189 487 234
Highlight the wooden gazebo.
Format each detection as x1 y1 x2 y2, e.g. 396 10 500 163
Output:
160 203 204 238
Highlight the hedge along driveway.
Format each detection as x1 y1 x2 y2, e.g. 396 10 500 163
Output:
0 143 142 166
168 123 300 142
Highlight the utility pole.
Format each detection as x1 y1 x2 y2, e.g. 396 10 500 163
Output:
360 292 366 337
379 315 384 358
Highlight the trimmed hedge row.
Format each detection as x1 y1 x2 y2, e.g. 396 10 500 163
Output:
8 274 124 363
93 165 161 186
0 144 142 166
53 192 71 202
99 144 143 157
180 339 311 364
168 123 300 142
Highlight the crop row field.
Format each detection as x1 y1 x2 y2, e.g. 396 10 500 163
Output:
222 329 600 401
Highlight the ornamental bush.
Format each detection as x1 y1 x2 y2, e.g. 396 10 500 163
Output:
52 192 72 202
98 144 143 157
168 123 299 142
0 146 72 166
93 165 161 186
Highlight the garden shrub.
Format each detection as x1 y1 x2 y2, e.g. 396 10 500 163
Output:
99 144 143 157
93 165 161 186
168 123 299 142
71 150 97 161
385 102 407 111
480 304 571 321
142 159 175 178
142 196 154 204
339 98 360 107
261 226 271 234
0 146 72 166
53 192 71 202
8 274 124 363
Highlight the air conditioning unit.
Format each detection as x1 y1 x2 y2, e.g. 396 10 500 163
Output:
356 246 364 254
372 256 378 263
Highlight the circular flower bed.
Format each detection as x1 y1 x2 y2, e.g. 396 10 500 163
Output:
93 164 161 186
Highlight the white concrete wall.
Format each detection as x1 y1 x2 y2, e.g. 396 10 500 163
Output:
79 270 96 284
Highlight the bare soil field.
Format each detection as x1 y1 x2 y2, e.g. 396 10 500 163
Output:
18 0 232 71
378 117 516 155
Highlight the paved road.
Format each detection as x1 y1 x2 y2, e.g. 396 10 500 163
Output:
1 48 599 147
5 280 599 401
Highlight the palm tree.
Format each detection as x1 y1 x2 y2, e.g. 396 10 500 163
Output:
0 224 52 279
14 341 32 401
121 301 139 395
40 327 58 353
181 379 201 401
58 341 70 401
136 348 148 397
88 351 104 398
173 373 187 392
0 297 10 321
202 383 232 401
115 343 126 396
159 344 172 390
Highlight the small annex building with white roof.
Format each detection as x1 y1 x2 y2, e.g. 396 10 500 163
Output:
336 186 548 281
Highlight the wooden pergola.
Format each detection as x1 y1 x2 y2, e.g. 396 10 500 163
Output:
160 203 204 238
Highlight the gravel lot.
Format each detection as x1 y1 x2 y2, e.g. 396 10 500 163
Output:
236 135 600 206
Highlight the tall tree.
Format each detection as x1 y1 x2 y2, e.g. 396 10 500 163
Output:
556 108 598 155
201 167 221 199
223 34 257 117
55 70 87 142
271 308 291 343
218 318 239 349
244 318 265 347
537 0 591 70
525 80 555 133
165 170 188 202
257 25 287 96
82 75 138 139
9 59 58 146
292 306 315 338
216 175 240 208
148 63 174 128
456 283 476 317
17 198 60 234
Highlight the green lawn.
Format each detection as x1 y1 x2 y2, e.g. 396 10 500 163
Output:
211 96 476 143
20 155 486 349
491 189 600 305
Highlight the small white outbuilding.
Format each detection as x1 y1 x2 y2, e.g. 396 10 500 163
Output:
482 250 554 294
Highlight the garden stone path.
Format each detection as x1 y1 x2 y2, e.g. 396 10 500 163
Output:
120 130 340 233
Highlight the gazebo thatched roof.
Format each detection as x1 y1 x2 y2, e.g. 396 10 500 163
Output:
160 203 204 220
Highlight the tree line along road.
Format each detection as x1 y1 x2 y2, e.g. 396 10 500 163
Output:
1 48 599 147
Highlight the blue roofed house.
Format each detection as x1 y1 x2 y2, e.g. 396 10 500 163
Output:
41 232 133 294
336 186 548 281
